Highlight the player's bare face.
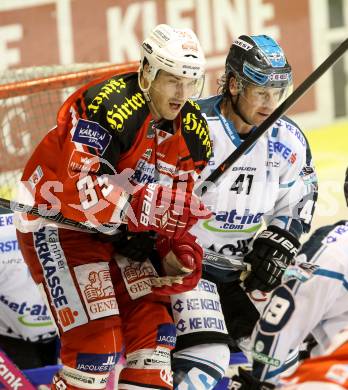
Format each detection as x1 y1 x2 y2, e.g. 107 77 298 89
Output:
239 85 283 126
149 71 200 120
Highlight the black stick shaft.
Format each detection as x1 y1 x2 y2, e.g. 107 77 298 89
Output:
0 197 117 233
196 38 348 195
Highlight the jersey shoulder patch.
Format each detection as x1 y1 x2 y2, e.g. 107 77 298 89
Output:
181 99 212 168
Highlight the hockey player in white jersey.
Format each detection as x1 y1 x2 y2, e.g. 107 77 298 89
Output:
230 169 348 389
0 207 58 369
170 35 318 389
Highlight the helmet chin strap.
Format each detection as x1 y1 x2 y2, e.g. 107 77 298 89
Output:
231 94 254 126
138 71 152 102
138 71 162 120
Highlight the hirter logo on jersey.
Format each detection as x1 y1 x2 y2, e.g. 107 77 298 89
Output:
72 119 112 155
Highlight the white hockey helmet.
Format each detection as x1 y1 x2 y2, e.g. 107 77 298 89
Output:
140 24 206 82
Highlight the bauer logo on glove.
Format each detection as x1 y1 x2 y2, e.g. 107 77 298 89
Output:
257 229 299 256
243 225 300 292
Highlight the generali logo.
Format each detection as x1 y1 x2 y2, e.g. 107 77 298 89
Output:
75 263 119 320
124 263 156 283
83 270 115 303
117 257 158 300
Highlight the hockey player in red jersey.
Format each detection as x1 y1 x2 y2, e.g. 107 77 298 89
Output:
280 329 348 389
15 24 211 389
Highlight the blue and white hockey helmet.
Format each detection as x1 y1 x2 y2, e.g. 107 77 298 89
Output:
226 34 292 89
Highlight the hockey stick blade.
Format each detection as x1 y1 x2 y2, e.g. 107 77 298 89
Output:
202 249 321 282
203 248 251 272
0 197 120 234
196 37 348 195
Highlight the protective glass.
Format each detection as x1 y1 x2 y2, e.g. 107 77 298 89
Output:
239 80 293 107
152 72 205 100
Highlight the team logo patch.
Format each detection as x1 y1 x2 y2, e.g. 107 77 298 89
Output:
74 262 119 320
68 150 100 178
156 128 172 144
300 166 317 186
143 148 152 160
72 119 112 155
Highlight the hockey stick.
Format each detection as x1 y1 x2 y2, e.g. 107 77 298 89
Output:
0 196 269 272
1 39 347 229
203 248 320 282
203 248 251 272
0 197 117 234
203 248 251 282
196 37 348 195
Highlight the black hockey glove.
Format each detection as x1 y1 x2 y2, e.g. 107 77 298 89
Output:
230 368 275 390
96 228 156 262
243 226 300 292
114 231 156 261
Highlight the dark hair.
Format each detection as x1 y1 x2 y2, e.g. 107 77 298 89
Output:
217 70 233 98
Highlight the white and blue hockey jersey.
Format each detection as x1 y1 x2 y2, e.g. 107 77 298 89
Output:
251 220 348 384
192 95 317 268
0 211 56 341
